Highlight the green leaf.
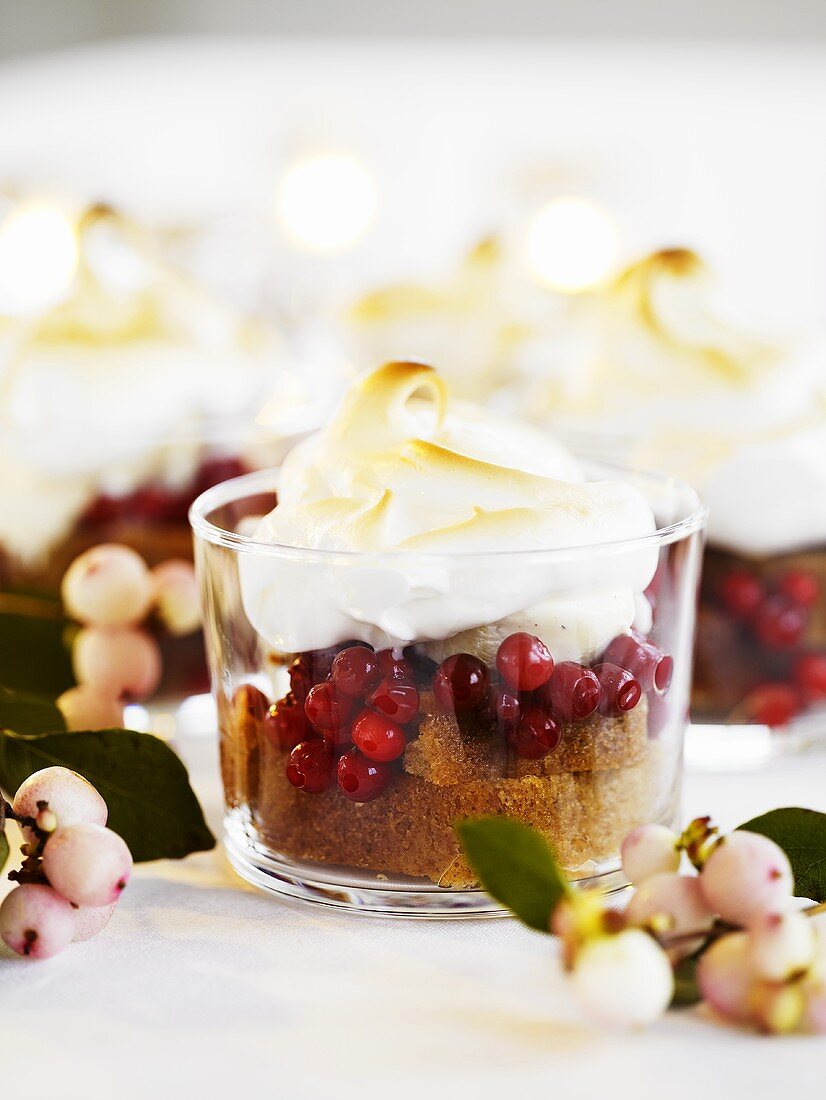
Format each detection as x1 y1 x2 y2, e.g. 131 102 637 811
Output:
0 611 74 696
457 817 568 931
0 686 66 735
0 728 214 863
0 830 8 876
737 807 826 902
671 951 702 1008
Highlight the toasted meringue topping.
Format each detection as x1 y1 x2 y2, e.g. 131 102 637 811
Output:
241 362 658 652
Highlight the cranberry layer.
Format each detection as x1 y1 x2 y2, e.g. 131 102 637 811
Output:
238 629 673 805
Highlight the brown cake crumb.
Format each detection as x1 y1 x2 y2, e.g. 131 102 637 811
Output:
222 680 660 888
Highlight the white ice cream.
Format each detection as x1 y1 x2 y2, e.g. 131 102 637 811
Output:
515 248 826 556
0 204 285 566
240 361 658 654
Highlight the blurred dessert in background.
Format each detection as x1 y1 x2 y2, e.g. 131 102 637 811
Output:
516 247 826 728
0 198 335 703
0 200 302 593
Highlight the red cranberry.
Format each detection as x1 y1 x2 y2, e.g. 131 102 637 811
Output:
331 646 381 698
194 456 249 496
307 648 339 683
376 649 414 681
80 493 122 526
304 681 353 733
507 706 561 758
368 677 420 724
432 654 489 713
743 682 801 727
232 684 270 720
794 652 826 701
602 633 673 695
537 662 600 722
778 570 820 610
490 684 521 733
286 740 334 793
753 596 807 650
592 663 642 716
263 694 309 749
289 658 313 702
495 632 554 692
718 569 766 620
322 724 355 750
351 709 407 762
336 749 393 802
130 486 181 522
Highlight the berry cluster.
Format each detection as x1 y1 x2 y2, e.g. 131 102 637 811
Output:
59 544 202 726
80 456 248 528
715 566 826 726
248 629 672 804
0 767 132 959
243 645 424 803
554 817 826 1032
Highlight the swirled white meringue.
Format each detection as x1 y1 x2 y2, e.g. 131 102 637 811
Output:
240 361 658 654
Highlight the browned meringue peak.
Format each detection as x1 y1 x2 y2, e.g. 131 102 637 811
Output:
267 360 655 556
606 247 779 385
5 203 267 354
346 239 531 399
352 237 504 321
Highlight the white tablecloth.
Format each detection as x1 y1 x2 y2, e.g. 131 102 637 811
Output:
1 734 824 1099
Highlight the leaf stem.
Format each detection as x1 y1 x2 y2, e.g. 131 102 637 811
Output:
805 901 826 919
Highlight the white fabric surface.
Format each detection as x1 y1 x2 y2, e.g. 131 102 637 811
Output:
1 736 824 1099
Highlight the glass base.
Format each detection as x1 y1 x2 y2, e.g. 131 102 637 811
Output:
223 810 631 918
685 714 826 772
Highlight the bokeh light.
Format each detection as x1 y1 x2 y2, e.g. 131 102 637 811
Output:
525 196 619 293
276 154 377 254
0 200 79 314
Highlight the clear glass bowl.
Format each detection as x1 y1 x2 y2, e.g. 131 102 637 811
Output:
191 463 706 916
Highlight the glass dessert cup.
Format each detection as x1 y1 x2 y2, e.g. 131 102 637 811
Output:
191 464 705 917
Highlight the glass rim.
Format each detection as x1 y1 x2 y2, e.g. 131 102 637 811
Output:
189 460 707 564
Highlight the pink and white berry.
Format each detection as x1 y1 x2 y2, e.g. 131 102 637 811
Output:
57 684 124 732
13 767 107 834
72 901 118 943
0 884 76 959
152 560 201 636
700 831 794 926
626 873 716 960
697 931 755 1024
749 910 816 982
62 544 153 628
73 626 162 701
621 824 681 885
751 981 806 1035
42 823 132 907
569 929 674 1028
